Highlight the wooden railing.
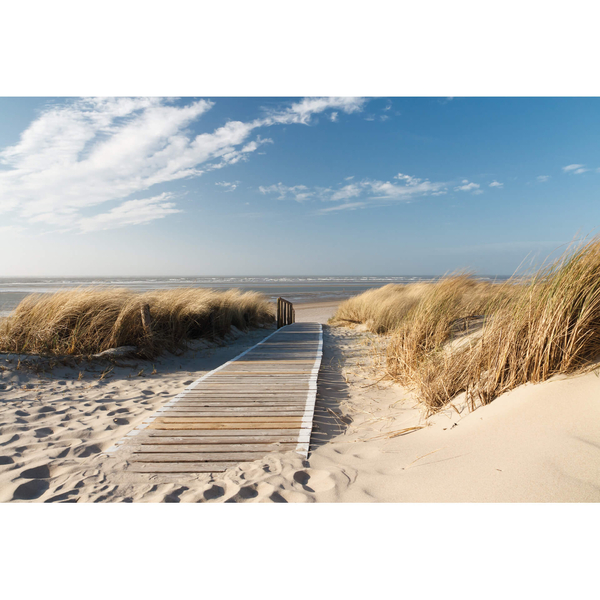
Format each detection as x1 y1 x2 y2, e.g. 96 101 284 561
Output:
276 297 295 328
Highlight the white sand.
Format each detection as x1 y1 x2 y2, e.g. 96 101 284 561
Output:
1 302 599 502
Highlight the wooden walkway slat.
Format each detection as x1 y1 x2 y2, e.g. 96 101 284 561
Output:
105 322 323 474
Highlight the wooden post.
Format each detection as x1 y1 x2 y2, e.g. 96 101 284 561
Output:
276 298 281 329
141 304 152 336
277 297 294 328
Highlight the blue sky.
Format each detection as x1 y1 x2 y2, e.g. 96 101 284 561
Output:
1 96 599 277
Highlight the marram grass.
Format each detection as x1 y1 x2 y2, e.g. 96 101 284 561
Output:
331 238 600 413
0 287 274 358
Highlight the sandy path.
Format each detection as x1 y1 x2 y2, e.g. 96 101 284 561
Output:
294 301 339 324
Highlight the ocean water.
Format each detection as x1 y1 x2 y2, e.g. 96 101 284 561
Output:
0 275 507 318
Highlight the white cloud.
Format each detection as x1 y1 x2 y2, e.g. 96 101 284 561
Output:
0 97 368 232
330 183 362 202
215 181 239 192
78 193 181 233
317 202 366 214
454 180 481 193
330 112 338 122
384 100 392 111
260 171 449 211
261 97 366 126
563 164 587 174
259 183 313 202
344 176 355 181
537 175 550 182
489 180 503 188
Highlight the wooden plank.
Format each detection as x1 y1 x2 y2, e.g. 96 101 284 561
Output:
129 463 237 473
145 429 302 437
148 422 302 430
131 452 274 462
180 392 310 396
153 416 303 423
138 436 300 445
171 400 308 405
137 443 297 452
166 404 308 409
234 360 315 364
164 407 306 413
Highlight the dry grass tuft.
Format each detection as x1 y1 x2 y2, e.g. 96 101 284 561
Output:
0 287 274 358
332 238 600 414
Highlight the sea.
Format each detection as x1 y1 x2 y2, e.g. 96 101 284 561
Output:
0 275 507 318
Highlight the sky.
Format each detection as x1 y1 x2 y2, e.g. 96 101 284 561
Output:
1 96 600 277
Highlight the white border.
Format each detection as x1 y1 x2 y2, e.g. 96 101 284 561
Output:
295 324 323 458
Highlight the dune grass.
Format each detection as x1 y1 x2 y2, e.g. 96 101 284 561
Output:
0 287 275 358
331 238 600 414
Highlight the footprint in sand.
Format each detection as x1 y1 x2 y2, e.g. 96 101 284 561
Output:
293 469 336 493
38 406 56 413
46 489 79 503
0 456 14 465
269 491 288 503
13 479 50 500
112 418 129 425
203 485 225 500
226 485 259 502
21 464 51 479
73 444 101 458
0 434 19 446
15 410 29 417
164 486 189 503
34 427 53 438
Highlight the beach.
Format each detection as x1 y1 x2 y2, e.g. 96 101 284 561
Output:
2 299 599 502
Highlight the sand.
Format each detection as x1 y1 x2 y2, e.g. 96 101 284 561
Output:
294 300 340 324
1 301 599 502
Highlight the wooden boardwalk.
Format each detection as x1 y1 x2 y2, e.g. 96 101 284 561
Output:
105 322 323 474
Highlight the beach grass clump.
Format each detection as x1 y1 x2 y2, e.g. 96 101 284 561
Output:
332 238 600 414
329 283 430 333
330 276 502 336
0 287 274 358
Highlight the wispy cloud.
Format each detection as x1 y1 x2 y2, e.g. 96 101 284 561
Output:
0 97 368 232
78 194 181 233
329 183 363 202
537 175 550 182
489 180 503 188
563 163 588 174
261 97 366 126
258 183 313 202
215 181 239 192
260 171 449 214
317 202 366 214
454 180 483 194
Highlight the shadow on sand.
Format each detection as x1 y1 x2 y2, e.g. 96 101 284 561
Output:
308 325 355 454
